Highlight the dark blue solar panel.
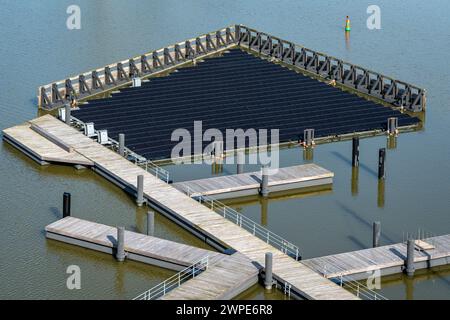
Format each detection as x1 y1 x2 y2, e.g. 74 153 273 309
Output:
73 48 420 160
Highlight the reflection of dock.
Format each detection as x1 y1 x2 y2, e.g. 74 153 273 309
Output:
222 185 332 207
302 235 450 280
173 164 333 200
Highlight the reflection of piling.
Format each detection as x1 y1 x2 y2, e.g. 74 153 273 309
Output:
405 275 414 300
212 162 223 174
260 197 268 226
352 137 359 167
405 239 416 277
387 135 397 150
377 179 385 208
373 221 381 247
378 148 386 179
260 166 269 197
213 141 224 161
303 147 314 161
63 192 71 218
351 167 359 196
147 211 155 236
264 252 273 290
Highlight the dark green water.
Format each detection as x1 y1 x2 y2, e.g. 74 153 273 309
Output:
0 0 449 299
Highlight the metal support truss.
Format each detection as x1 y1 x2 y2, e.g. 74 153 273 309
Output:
236 24 426 112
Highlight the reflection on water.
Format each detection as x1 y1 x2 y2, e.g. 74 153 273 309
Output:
387 136 398 150
351 167 359 196
303 148 314 162
234 283 294 300
377 179 385 208
345 30 351 51
378 265 450 300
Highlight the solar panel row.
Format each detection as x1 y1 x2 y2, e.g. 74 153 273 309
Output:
73 48 419 160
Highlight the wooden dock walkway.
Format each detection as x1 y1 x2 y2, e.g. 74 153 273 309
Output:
173 164 333 200
46 217 221 270
160 253 259 300
3 115 358 300
2 123 93 166
46 217 259 300
302 235 450 280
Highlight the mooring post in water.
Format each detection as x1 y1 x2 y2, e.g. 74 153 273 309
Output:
352 136 359 167
63 192 71 218
118 133 125 157
116 227 126 262
373 221 381 248
65 104 71 125
260 166 269 197
387 117 398 136
406 239 415 276
136 175 144 206
264 252 273 290
378 148 386 179
304 129 315 147
237 150 244 174
147 211 154 236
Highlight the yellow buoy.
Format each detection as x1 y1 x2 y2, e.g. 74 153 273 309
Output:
345 16 351 32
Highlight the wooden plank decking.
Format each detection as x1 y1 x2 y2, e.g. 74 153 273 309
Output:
173 164 333 199
2 123 93 166
161 252 259 300
4 115 358 300
46 217 222 269
302 235 450 280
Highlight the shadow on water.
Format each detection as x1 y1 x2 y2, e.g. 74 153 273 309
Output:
49 206 61 219
331 151 378 178
336 201 396 244
347 235 367 250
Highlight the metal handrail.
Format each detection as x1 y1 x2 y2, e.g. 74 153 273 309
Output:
133 157 170 184
133 256 209 300
322 265 387 300
66 115 170 183
181 186 301 261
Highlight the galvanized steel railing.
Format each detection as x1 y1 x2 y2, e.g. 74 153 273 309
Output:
67 115 170 183
321 265 388 300
133 256 209 300
181 186 302 261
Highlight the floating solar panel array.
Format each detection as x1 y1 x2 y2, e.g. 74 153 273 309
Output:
72 49 420 160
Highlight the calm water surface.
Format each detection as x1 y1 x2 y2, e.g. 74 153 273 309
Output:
0 0 449 299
